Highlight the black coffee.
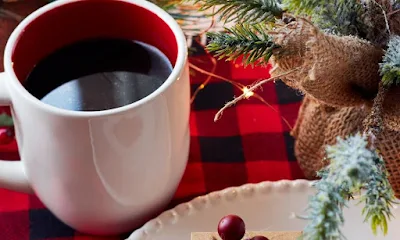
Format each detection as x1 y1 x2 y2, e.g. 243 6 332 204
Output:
24 38 172 111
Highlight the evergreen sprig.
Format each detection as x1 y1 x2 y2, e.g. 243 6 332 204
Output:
282 0 328 15
312 0 367 37
197 0 368 70
379 35 400 87
282 0 367 37
299 178 349 239
206 23 279 65
281 0 367 37
361 156 396 236
300 134 396 240
193 0 284 23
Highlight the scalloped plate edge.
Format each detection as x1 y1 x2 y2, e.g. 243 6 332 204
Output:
126 179 315 240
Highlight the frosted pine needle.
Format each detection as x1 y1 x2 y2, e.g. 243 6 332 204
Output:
380 35 400 86
300 134 396 240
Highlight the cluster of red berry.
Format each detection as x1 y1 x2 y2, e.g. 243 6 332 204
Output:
217 215 269 240
0 126 14 145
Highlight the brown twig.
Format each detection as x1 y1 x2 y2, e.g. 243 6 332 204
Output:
189 62 294 129
388 8 400 17
214 68 300 122
372 0 391 35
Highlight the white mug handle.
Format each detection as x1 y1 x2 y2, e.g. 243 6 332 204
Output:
0 72 33 194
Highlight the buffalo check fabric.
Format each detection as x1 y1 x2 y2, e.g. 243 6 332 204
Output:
0 38 305 239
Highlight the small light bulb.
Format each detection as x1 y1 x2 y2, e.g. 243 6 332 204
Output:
242 87 254 98
199 84 205 89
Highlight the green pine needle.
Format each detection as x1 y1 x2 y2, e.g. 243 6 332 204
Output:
380 35 400 87
282 0 328 15
312 0 367 37
193 0 284 23
0 113 13 127
360 155 396 236
206 23 279 66
283 0 366 37
300 133 396 240
195 0 367 37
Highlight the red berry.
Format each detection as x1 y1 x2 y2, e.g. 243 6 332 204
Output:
217 215 246 240
0 128 13 145
249 236 269 240
6 127 14 138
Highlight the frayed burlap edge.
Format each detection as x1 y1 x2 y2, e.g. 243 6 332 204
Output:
269 17 383 108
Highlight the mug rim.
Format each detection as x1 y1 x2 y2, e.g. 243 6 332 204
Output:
3 0 188 118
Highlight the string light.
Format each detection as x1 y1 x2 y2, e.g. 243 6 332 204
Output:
189 60 294 130
180 9 293 129
213 68 300 122
242 87 254 98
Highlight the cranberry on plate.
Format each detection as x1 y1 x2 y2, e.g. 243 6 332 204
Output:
0 127 14 145
217 214 270 240
217 215 246 240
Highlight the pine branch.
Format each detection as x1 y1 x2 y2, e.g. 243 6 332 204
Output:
282 0 362 17
312 0 367 37
380 35 400 86
206 23 279 66
282 0 328 15
283 0 367 37
299 177 348 239
361 156 396 236
299 134 396 240
193 0 284 23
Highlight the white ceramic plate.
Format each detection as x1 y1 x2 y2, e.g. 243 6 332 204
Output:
127 180 400 240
